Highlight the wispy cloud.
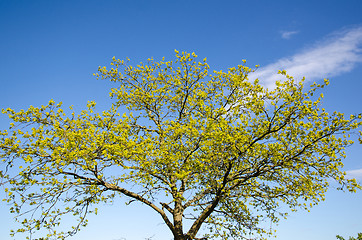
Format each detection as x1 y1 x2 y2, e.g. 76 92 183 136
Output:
250 26 362 89
281 30 299 39
346 168 362 180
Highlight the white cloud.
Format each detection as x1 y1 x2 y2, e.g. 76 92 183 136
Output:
346 168 362 180
249 26 362 89
281 30 299 39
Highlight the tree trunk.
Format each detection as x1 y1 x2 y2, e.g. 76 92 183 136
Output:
173 198 185 240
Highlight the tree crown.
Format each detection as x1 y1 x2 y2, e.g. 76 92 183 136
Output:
1 51 361 240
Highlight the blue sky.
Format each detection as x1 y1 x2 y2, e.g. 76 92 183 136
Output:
0 0 362 239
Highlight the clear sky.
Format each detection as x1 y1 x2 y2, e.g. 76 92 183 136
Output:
0 0 362 240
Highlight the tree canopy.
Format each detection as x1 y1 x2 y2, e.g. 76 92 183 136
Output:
1 51 361 240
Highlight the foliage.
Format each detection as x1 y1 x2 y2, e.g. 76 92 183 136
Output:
1 51 361 240
336 233 362 240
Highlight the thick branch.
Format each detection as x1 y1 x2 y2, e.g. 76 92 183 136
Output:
102 181 175 235
185 162 233 239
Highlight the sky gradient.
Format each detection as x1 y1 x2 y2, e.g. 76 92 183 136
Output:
0 1 362 240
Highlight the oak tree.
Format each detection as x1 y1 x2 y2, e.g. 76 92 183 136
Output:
1 51 361 240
